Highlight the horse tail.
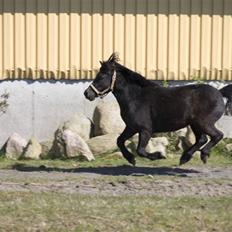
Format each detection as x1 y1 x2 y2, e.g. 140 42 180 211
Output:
220 84 232 116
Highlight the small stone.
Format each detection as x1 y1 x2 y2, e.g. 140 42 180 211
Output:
226 143 232 152
109 182 116 187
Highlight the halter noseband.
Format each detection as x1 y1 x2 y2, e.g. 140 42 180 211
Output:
89 70 117 98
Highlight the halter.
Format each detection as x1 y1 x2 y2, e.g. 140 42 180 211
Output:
89 70 117 98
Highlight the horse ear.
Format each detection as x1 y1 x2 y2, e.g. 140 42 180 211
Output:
108 52 120 63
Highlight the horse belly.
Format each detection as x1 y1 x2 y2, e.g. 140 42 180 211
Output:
153 120 188 133
151 112 189 133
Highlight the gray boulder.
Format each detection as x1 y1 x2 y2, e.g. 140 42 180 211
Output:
62 129 94 161
185 126 196 147
175 127 196 151
93 101 125 136
51 129 94 161
87 133 119 155
175 137 188 151
22 137 42 160
128 135 169 158
174 128 188 138
5 133 27 159
50 112 93 159
108 151 123 158
147 137 169 158
51 128 66 158
40 140 53 158
216 116 232 138
62 112 92 141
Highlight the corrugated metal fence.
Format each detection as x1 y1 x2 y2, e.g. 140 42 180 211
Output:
0 0 231 80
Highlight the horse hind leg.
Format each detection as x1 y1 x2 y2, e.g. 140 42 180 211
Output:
179 125 208 165
137 130 166 161
200 126 223 164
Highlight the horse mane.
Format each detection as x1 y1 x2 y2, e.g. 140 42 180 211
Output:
115 62 158 87
105 52 159 87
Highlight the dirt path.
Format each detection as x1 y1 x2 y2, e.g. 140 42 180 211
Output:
0 165 232 197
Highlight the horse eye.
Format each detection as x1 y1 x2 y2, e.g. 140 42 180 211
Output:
98 75 105 80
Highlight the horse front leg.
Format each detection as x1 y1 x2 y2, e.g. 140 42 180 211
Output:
137 130 166 160
117 126 137 166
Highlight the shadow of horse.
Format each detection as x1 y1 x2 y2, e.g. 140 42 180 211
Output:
11 164 200 177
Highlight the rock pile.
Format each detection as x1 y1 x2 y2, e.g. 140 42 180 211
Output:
1 100 173 161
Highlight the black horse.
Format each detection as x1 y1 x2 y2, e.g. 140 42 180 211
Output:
220 84 232 116
84 53 232 165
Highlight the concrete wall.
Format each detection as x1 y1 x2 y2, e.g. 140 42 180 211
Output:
0 80 106 146
0 80 231 147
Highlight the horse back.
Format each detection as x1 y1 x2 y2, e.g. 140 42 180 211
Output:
139 84 224 132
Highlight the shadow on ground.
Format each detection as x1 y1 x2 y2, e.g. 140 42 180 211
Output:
11 164 200 177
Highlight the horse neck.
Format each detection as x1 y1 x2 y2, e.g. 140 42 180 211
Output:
112 71 141 108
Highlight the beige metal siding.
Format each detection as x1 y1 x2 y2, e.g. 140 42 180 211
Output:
0 0 231 80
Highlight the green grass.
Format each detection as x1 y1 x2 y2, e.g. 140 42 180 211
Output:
0 137 231 170
0 136 231 171
0 153 229 173
0 192 231 232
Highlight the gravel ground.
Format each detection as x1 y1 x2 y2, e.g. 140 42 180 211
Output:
0 165 231 197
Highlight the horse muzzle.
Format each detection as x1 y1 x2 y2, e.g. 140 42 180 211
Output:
84 87 97 101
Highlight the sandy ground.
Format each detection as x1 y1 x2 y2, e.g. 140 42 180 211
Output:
0 165 231 197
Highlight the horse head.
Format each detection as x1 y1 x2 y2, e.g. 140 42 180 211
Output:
84 53 119 101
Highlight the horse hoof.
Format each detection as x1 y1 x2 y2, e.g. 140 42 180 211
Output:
179 159 187 166
148 152 166 160
128 158 136 166
179 155 192 165
201 154 208 164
